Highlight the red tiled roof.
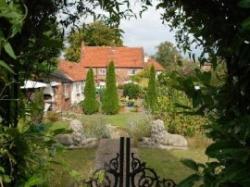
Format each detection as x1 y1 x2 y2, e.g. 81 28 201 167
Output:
145 58 165 71
58 59 86 81
80 46 144 68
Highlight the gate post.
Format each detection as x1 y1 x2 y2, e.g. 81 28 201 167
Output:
126 137 131 187
119 137 124 187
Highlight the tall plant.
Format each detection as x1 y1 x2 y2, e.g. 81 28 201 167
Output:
102 62 119 114
145 66 157 112
82 68 99 114
29 90 44 124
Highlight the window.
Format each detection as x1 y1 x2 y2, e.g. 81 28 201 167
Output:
64 83 70 98
76 83 79 93
128 69 136 75
75 83 80 93
98 68 106 75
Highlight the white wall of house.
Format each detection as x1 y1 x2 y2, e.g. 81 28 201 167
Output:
71 81 84 104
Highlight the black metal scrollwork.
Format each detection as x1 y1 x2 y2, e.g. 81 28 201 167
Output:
85 153 121 187
85 137 176 187
129 153 176 187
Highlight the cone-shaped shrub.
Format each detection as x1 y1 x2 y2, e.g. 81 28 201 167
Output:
145 65 157 112
102 62 119 114
82 68 99 114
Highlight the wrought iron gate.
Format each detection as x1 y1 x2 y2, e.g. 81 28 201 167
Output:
84 137 176 187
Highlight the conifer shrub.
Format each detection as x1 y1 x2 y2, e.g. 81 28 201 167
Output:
102 62 119 114
82 68 99 114
145 66 157 112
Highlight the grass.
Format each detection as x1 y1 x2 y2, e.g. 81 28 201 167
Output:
48 148 96 187
138 136 211 184
49 137 210 186
79 112 149 129
50 147 208 186
50 112 210 186
138 148 208 184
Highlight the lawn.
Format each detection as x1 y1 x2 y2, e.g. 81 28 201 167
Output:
138 136 212 184
79 112 149 129
49 141 209 186
50 112 210 186
48 148 96 187
138 147 208 184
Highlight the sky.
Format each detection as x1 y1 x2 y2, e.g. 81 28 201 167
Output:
120 6 176 56
62 2 201 57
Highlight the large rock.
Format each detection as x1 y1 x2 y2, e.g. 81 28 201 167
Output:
140 119 188 149
56 134 74 146
70 119 86 145
56 119 98 148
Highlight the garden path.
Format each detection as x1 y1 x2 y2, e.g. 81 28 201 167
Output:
107 125 129 139
95 138 137 170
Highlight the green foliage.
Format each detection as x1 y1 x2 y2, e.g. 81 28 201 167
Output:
154 1 250 186
155 72 207 137
145 66 157 111
127 118 151 146
29 90 44 124
127 99 135 107
82 68 99 114
64 30 84 62
102 62 119 114
131 68 150 81
83 119 111 139
48 148 96 187
155 94 206 137
123 83 141 99
64 21 123 62
154 41 182 69
46 111 61 123
0 0 142 186
0 120 67 186
0 0 63 126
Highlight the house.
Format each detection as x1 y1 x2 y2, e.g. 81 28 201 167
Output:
57 46 164 105
58 60 86 104
42 71 73 111
20 74 72 112
79 46 146 85
59 47 164 87
144 57 165 75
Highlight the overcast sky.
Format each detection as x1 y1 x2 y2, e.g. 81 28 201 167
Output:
64 2 200 57
120 6 176 56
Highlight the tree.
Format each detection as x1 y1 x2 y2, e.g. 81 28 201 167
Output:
145 66 157 112
154 1 250 186
102 62 119 114
154 41 182 69
63 30 84 62
82 68 99 114
64 21 123 62
123 83 141 99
